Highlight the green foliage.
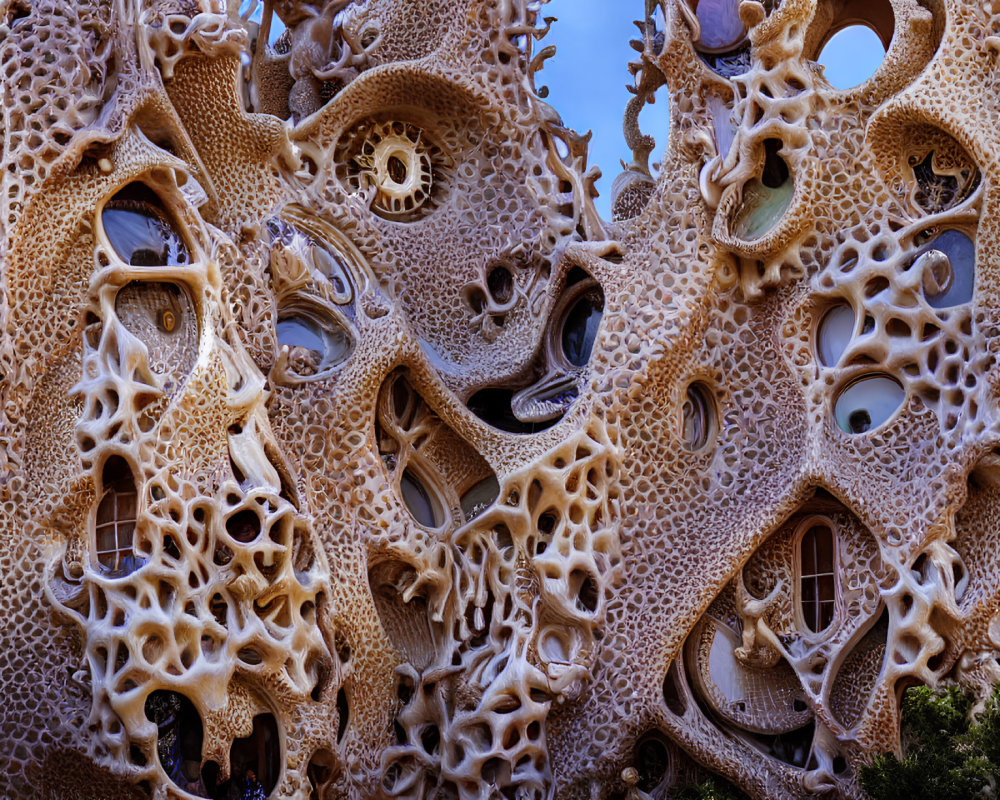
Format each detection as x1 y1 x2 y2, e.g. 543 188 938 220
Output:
860 683 1000 800
673 776 750 800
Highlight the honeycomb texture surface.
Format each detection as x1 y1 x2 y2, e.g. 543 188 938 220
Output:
2 0 1000 798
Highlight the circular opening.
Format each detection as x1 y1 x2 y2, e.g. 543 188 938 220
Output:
817 25 887 90
834 374 905 434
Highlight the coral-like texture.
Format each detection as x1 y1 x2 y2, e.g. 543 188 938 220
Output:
3 0 1000 798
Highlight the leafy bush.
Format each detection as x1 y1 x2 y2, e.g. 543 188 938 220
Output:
860 684 1000 800
673 776 750 800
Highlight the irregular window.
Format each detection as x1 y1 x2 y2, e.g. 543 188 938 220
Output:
834 374 905 434
732 139 794 240
276 307 353 378
101 183 190 266
399 468 444 529
201 714 280 799
467 387 560 434
681 382 716 451
460 475 501 522
94 457 141 576
266 215 361 383
267 214 358 307
145 690 204 795
798 522 837 634
377 371 498 530
476 273 605 430
632 733 673 794
909 150 980 214
559 286 603 368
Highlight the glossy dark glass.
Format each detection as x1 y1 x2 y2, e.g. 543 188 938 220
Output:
400 469 441 528
102 184 189 266
561 290 603 367
276 311 352 377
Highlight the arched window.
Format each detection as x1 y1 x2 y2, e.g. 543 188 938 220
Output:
95 457 141 575
798 521 837 634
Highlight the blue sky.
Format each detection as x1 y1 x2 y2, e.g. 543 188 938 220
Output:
248 1 886 220
539 0 886 218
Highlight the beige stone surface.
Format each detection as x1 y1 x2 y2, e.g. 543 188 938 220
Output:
1 0 997 798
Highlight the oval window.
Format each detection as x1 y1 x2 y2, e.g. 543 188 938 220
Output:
102 183 190 266
400 469 443 529
834 374 905 434
560 288 604 368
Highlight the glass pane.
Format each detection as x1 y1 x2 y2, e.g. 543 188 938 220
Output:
817 303 854 367
102 187 189 266
694 0 745 51
834 374 905 434
561 292 603 367
800 525 836 633
460 475 500 521
116 492 137 520
116 521 136 550
400 470 440 528
96 525 117 553
277 316 325 353
917 229 975 308
96 493 116 525
277 312 353 376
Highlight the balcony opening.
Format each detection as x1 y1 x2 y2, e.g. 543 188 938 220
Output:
202 713 281 800
145 690 205 796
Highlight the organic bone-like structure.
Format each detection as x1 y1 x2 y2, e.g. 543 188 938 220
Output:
3 0 1000 798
